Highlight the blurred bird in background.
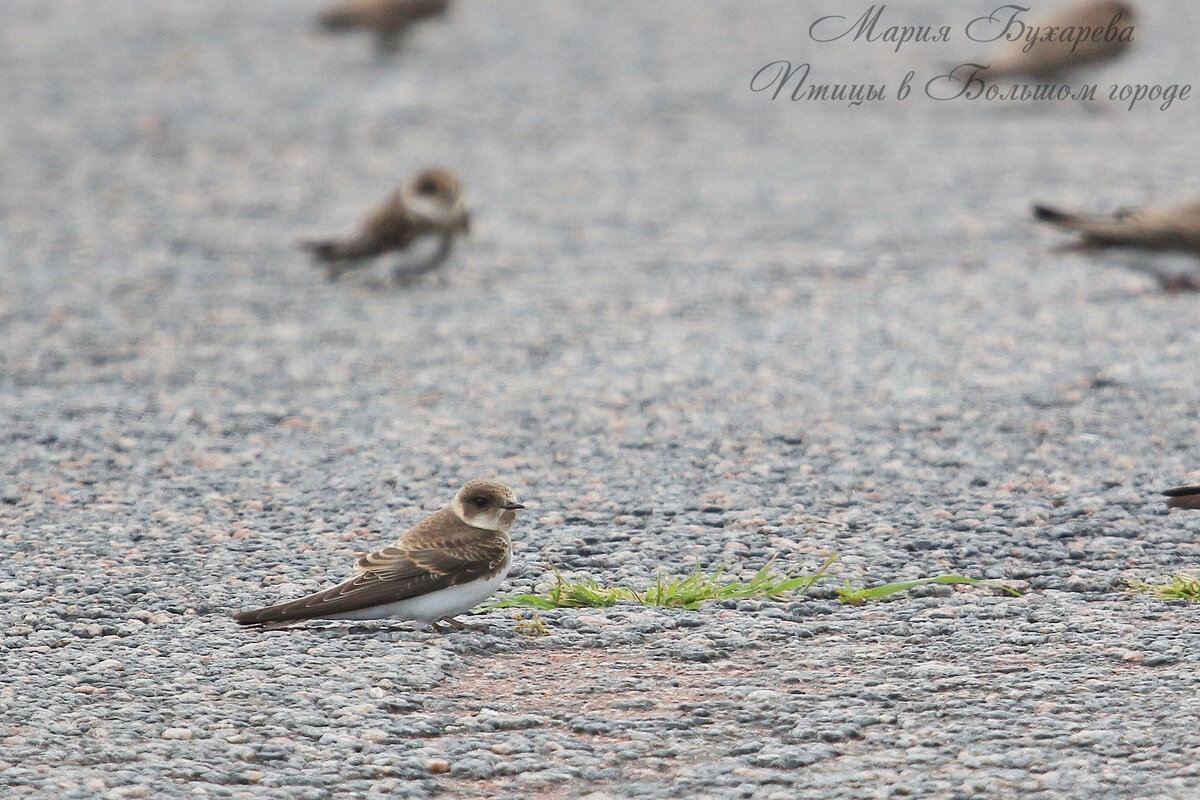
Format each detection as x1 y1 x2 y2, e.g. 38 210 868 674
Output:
302 167 470 285
977 0 1136 81
1033 200 1200 292
317 0 450 57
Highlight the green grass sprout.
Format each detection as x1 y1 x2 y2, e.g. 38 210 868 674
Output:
1129 574 1200 602
489 557 1014 621
489 572 637 610
836 575 1021 606
490 555 838 612
512 611 551 637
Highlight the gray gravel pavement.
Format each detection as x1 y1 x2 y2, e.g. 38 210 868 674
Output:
4 1 1200 798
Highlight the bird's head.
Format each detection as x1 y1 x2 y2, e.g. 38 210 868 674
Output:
403 167 470 234
450 479 524 531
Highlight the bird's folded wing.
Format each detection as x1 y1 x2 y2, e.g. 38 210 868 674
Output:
355 533 509 582
1035 205 1142 239
363 200 416 249
235 526 508 626
1164 485 1200 509
356 506 510 581
238 566 451 624
1036 204 1200 250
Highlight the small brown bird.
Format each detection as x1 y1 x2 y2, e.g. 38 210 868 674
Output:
317 0 450 56
235 479 524 631
980 0 1135 81
302 167 470 284
1033 201 1200 291
1164 486 1200 510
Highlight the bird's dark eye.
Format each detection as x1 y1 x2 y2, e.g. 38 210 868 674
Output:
417 179 438 196
473 496 488 509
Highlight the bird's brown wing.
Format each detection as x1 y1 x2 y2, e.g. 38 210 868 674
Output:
301 195 417 265
1164 485 1200 509
360 193 417 251
400 0 450 23
318 0 408 32
235 509 508 627
354 507 510 579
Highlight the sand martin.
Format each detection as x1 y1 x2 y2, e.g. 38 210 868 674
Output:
1033 201 1200 291
301 167 470 284
978 0 1135 81
1164 486 1200 509
317 0 450 56
235 479 524 631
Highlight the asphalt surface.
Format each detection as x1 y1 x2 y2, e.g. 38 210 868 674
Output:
3 1 1200 798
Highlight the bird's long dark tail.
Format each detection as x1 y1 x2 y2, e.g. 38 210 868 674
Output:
1033 204 1081 227
234 599 322 630
300 238 382 283
301 237 358 262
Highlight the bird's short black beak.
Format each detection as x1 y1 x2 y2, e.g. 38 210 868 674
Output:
501 502 525 510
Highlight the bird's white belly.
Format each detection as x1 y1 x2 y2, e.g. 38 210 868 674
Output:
325 567 510 623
